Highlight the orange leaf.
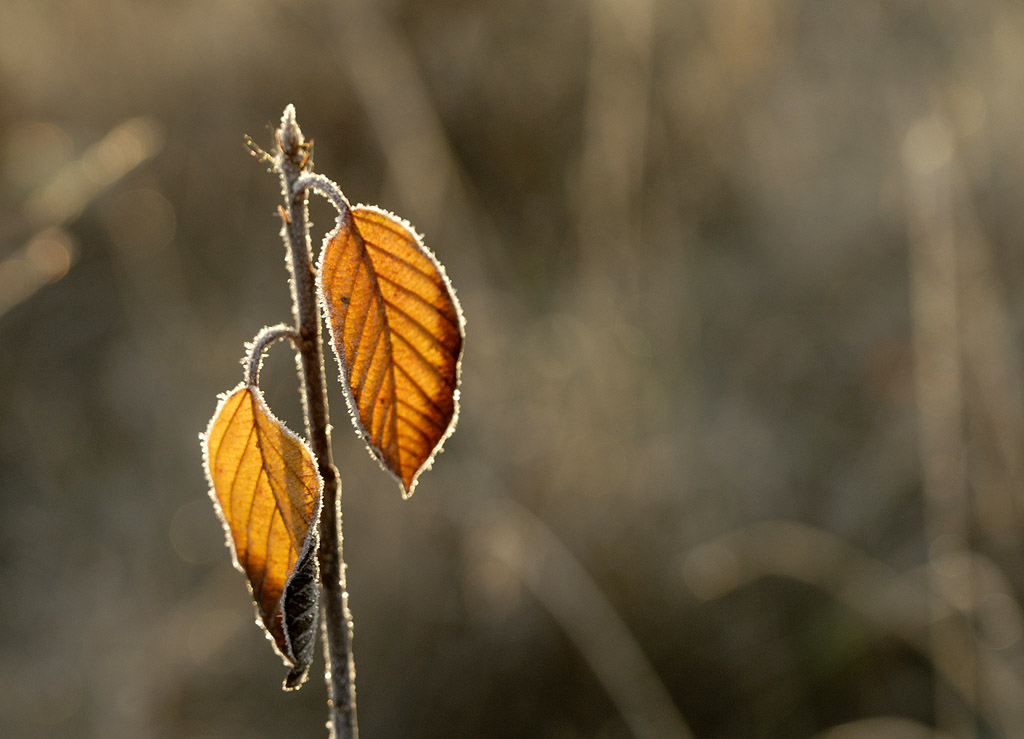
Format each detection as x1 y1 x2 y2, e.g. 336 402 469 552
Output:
319 205 464 497
201 383 322 688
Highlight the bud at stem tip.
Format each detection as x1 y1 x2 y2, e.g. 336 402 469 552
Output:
279 104 303 157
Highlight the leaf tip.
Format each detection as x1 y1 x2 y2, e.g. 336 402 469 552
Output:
283 664 311 691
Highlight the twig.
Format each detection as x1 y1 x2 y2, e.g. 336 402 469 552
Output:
275 104 359 739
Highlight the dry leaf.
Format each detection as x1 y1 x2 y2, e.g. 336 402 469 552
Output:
201 383 322 688
319 205 464 497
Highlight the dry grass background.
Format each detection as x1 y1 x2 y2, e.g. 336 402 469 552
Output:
2 0 1024 737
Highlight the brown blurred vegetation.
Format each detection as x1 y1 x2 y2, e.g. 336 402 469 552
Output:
2 0 1024 737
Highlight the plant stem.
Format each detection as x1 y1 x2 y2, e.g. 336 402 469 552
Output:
276 105 358 739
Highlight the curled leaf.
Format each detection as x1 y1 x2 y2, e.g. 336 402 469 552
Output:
201 383 322 689
319 205 464 497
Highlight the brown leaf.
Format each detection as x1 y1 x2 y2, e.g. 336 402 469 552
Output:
201 383 322 688
319 205 464 497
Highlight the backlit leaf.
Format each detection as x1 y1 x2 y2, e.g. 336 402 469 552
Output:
319 205 464 497
201 383 322 689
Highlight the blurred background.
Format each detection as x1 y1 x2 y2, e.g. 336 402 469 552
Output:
2 0 1024 737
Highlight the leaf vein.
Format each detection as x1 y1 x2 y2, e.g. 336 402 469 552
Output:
394 362 447 418
355 313 387 433
395 395 446 431
365 240 437 283
212 391 249 475
375 272 459 332
386 307 459 369
390 329 452 388
344 255 370 364
396 416 433 444
253 416 313 524
230 422 259 559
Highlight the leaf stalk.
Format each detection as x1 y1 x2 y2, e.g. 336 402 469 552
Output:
244 324 301 386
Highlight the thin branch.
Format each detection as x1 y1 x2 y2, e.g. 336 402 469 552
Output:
275 104 359 739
